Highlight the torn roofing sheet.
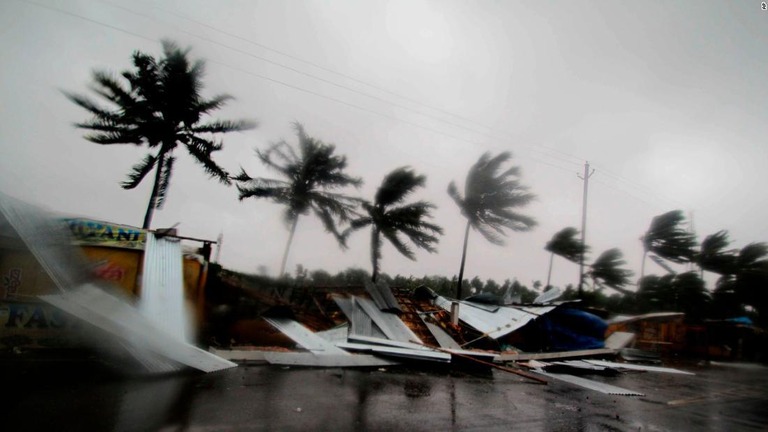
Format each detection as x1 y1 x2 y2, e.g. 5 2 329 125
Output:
332 295 388 339
435 296 556 339
584 360 695 375
423 321 462 350
364 279 402 313
333 295 422 344
140 233 188 342
346 335 495 362
263 317 348 355
604 331 636 350
535 371 645 396
337 342 451 362
41 284 237 373
262 352 398 367
316 324 350 344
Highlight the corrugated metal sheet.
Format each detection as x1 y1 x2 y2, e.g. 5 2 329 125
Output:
533 286 562 304
424 321 462 349
536 372 645 396
435 296 556 339
264 317 348 355
604 331 636 350
0 192 85 291
584 359 695 375
41 284 237 373
337 342 451 362
354 297 422 343
364 279 402 312
262 352 398 367
316 324 350 343
139 233 188 342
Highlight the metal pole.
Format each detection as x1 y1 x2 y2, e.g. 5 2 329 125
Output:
578 162 594 298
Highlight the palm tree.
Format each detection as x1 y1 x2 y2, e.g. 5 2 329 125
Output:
448 152 536 299
544 227 588 289
587 248 634 295
732 243 768 323
65 40 255 229
697 230 737 277
233 123 362 276
343 167 443 282
640 210 696 279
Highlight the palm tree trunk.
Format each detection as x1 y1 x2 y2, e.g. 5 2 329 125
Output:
142 151 165 229
546 252 554 288
279 216 299 277
371 227 380 283
456 220 471 299
640 249 648 281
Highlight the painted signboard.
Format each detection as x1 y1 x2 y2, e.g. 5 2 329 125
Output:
63 218 146 250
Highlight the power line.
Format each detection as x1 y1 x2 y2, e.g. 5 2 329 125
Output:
21 0 687 218
100 0 588 169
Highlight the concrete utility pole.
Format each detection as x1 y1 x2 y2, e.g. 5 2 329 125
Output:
578 162 595 297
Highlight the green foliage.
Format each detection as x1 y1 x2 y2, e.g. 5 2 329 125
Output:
636 272 710 321
235 122 362 238
234 123 362 274
546 227 587 263
587 248 634 294
344 167 443 281
697 230 737 275
448 152 537 245
448 152 536 298
642 210 697 264
66 40 255 228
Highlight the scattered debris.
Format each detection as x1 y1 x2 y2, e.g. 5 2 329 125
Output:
584 359 695 375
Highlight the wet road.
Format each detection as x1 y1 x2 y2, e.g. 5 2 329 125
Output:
3 359 768 431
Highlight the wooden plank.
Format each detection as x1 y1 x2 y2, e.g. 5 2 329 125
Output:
496 348 617 362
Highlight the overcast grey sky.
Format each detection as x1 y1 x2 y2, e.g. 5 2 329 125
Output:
1 0 766 291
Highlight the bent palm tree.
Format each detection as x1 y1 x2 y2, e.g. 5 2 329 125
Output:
640 210 696 279
545 227 588 288
66 40 255 229
587 248 634 295
697 230 737 276
233 123 362 276
344 167 443 282
448 152 536 299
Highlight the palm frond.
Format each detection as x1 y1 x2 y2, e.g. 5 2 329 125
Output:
451 151 536 244
312 205 347 248
589 248 633 290
154 155 174 209
375 166 426 207
545 227 588 263
185 135 230 184
190 119 256 134
120 153 157 190
380 228 414 260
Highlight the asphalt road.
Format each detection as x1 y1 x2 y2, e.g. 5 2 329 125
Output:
3 358 768 431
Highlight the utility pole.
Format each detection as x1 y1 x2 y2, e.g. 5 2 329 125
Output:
214 232 223 264
578 162 595 298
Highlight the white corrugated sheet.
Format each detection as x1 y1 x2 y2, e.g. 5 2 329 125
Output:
41 284 237 372
435 296 556 339
140 233 189 342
